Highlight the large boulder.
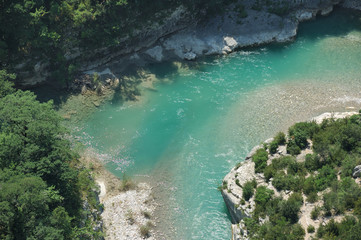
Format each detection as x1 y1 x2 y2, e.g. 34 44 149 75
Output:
352 165 361 178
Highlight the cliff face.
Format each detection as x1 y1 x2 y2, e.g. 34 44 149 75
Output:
18 0 360 87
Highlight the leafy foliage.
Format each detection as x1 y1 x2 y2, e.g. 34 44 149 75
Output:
243 114 361 239
0 0 234 72
0 72 101 239
252 148 268 173
242 179 257 201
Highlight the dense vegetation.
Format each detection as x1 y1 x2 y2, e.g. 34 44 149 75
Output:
0 70 102 239
0 0 234 84
243 114 361 239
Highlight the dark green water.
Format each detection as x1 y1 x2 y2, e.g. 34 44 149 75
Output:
74 9 361 239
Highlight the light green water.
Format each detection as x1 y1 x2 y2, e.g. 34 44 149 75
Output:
75 9 361 239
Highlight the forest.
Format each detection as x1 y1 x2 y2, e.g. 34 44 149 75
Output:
0 70 103 239
0 0 232 84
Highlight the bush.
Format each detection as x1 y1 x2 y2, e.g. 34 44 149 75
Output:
279 193 303 223
244 217 260 237
243 180 255 201
271 156 294 170
303 177 316 195
255 186 274 209
289 122 319 140
140 224 150 238
222 180 228 190
272 173 303 191
306 192 318 203
269 140 279 154
305 154 321 172
252 148 268 173
287 140 301 156
264 165 275 182
341 155 361 178
307 225 315 233
274 132 286 145
293 130 308 150
315 165 337 191
311 207 320 220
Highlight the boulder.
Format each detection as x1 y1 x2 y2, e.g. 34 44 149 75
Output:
224 36 238 51
352 165 361 178
184 52 197 60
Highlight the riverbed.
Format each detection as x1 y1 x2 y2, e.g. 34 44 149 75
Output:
67 9 361 239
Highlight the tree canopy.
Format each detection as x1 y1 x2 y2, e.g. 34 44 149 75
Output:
0 70 102 239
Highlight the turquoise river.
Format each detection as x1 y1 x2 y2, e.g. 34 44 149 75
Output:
72 9 361 240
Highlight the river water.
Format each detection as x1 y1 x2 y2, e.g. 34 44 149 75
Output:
72 9 361 240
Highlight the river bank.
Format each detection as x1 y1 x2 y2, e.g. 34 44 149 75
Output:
80 148 159 239
52 7 361 239
221 111 359 240
18 0 361 88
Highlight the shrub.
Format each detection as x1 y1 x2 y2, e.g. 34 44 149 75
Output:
315 165 337 191
264 165 275 182
287 160 299 175
303 176 316 195
140 224 151 238
279 193 303 223
274 132 286 145
255 186 274 209
120 174 135 191
291 224 305 239
311 207 320 220
341 155 361 178
287 140 301 156
222 180 228 190
235 179 241 187
272 173 302 191
293 130 308 149
269 140 279 154
306 192 318 203
305 154 321 172
244 217 260 237
252 148 268 173
307 225 315 233
289 121 319 140
271 156 294 170
243 180 255 201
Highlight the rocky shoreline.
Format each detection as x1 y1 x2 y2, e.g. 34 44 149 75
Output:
221 111 358 240
80 149 158 240
18 0 361 87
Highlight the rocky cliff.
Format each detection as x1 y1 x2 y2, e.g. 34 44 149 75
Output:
18 0 361 86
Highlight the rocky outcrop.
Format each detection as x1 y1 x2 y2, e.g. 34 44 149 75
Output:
16 0 361 86
221 138 284 222
222 112 359 240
